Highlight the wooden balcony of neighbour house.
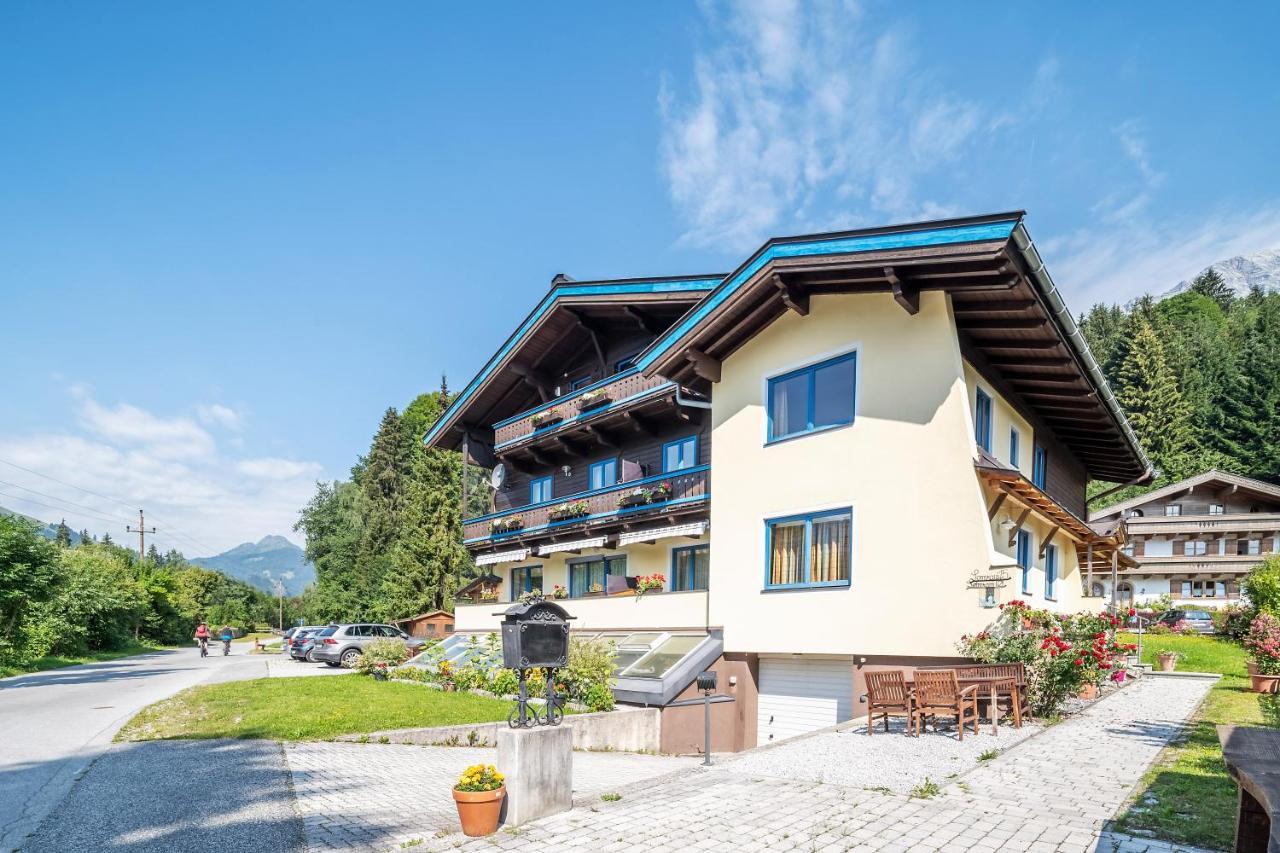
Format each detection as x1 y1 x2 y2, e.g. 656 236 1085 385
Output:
491 369 677 452
1128 553 1272 574
1123 513 1280 536
462 465 709 546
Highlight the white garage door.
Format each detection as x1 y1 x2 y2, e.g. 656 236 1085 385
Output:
757 658 853 747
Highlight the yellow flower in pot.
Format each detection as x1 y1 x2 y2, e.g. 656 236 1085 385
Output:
452 763 505 837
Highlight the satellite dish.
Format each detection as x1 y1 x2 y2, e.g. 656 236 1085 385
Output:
490 464 506 490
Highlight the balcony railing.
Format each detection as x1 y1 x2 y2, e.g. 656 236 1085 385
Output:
493 369 675 449
463 465 709 544
1125 514 1280 535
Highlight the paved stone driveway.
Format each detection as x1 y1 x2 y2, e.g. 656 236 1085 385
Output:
284 675 1214 853
286 742 695 852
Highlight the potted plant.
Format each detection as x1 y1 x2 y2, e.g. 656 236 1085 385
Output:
634 573 665 600
490 516 523 534
617 488 649 508
588 582 603 595
550 584 568 600
452 764 505 837
530 408 562 428
549 500 589 521
1155 649 1180 672
577 389 611 411
1244 613 1280 693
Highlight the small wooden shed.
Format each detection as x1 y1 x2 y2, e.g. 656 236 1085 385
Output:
393 610 455 638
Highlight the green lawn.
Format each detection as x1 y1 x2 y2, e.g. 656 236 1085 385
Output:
0 642 159 678
1113 632 1280 850
116 675 513 741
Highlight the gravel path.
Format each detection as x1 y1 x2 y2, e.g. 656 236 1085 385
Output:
723 716 1042 793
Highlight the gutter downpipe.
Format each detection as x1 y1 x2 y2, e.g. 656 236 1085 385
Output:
1010 224 1156 487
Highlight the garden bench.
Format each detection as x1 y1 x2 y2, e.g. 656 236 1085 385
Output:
1218 725 1280 853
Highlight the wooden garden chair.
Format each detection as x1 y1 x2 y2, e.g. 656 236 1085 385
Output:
911 669 981 740
955 663 1028 728
865 670 912 735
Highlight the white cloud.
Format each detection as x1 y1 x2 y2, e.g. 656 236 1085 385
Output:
236 458 323 480
0 390 324 554
1043 205 1280 306
197 403 244 432
658 0 993 250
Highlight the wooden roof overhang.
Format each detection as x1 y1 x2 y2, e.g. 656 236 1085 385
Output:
638 213 1153 485
976 457 1137 571
1090 468 1280 521
424 275 722 452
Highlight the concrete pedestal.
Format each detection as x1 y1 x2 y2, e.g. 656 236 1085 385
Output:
496 725 573 827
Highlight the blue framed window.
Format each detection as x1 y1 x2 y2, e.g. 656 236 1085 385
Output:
1044 544 1058 600
766 352 856 442
569 374 594 391
588 458 618 490
1009 428 1020 469
671 545 709 591
529 476 552 505
1032 444 1048 489
974 388 993 452
511 565 543 601
1016 529 1032 595
614 354 637 372
765 508 852 589
663 435 698 472
569 556 626 597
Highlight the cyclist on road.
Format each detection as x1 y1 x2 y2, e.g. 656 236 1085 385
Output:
219 625 234 656
194 622 211 657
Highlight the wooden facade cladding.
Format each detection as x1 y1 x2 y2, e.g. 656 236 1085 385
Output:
492 370 675 449
463 465 709 546
1124 513 1280 537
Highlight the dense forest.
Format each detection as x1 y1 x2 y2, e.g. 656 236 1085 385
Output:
293 378 473 625
0 514 285 668
1080 271 1280 506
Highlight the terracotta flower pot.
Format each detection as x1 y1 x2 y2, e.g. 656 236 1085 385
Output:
1157 654 1178 672
453 786 505 837
1078 683 1098 700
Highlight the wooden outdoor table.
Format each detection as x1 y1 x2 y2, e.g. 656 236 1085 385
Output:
904 674 1016 735
1217 725 1280 852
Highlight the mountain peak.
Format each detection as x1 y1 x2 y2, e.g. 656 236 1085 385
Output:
1166 248 1280 298
191 535 314 596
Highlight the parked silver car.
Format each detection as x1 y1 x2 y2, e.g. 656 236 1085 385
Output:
312 623 426 668
288 626 327 661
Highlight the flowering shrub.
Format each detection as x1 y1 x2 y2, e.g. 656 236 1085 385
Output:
455 764 504 792
517 588 543 605
1174 619 1199 636
1243 556 1280 616
490 516 523 534
1213 603 1255 640
550 500 589 519
957 603 1131 715
1244 613 1280 676
354 638 410 675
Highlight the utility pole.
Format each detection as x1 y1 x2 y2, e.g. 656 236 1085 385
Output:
126 509 156 559
273 579 285 630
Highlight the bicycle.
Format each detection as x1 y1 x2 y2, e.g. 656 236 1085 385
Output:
198 637 209 658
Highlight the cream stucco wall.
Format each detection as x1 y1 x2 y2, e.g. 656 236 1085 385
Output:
985 482 1088 613
963 362 1035 478
454 538 710 632
708 291 1004 657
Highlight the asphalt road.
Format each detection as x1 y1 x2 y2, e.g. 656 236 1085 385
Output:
0 644 274 852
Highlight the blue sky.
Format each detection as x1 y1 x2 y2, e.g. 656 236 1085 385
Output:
2 2 1278 552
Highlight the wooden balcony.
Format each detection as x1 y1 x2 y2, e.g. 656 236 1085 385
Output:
492 369 676 451
1125 513 1280 537
463 465 709 546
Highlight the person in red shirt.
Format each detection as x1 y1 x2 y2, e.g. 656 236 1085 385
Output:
194 622 211 657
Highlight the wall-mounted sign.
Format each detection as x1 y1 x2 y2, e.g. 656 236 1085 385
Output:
967 569 1014 589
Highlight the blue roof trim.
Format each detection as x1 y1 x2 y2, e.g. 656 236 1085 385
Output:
636 219 1019 371
423 278 720 446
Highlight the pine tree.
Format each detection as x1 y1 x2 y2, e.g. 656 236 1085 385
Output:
78 529 91 545
1190 269 1234 310
1114 318 1196 479
101 532 113 546
55 519 72 548
146 543 162 565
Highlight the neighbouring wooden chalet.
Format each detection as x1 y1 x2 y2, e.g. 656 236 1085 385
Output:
392 610 455 638
424 212 1152 750
1090 470 1280 607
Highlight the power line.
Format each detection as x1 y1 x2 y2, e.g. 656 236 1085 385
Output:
0 478 132 525
0 456 221 555
0 490 123 527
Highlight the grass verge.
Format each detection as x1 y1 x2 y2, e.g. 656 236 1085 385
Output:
1113 632 1279 850
0 642 159 678
116 675 513 741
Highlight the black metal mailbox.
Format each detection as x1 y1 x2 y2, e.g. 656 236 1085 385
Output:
498 599 577 727
499 599 574 669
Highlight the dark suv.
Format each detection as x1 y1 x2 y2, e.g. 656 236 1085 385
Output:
311 623 425 668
